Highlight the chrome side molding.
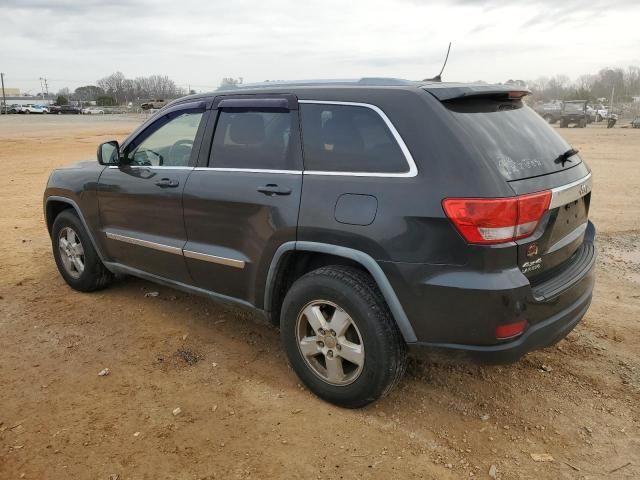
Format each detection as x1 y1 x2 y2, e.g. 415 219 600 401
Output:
183 249 245 269
105 231 245 269
105 232 183 255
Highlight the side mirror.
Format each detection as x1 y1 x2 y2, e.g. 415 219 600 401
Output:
97 140 121 165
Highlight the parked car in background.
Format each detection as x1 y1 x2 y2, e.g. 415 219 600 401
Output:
594 105 609 122
534 101 562 124
559 100 589 128
56 105 81 115
82 107 105 115
48 105 61 114
140 99 167 110
23 104 49 114
8 104 25 114
44 79 596 407
632 116 640 128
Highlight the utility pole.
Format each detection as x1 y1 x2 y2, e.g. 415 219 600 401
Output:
609 86 615 116
0 72 6 112
39 77 50 103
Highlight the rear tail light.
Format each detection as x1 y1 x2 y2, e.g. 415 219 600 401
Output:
442 190 551 245
495 320 528 340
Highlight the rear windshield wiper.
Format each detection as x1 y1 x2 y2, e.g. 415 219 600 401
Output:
554 148 579 167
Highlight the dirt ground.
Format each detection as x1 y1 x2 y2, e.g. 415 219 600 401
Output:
1 115 638 480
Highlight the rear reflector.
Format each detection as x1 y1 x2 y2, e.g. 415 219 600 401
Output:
495 320 528 340
442 190 551 245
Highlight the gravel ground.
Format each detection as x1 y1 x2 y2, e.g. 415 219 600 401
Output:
0 115 638 480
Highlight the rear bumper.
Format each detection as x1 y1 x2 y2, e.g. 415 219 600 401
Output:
381 223 597 362
408 284 592 363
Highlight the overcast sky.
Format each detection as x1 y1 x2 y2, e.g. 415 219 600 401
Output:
2 0 639 94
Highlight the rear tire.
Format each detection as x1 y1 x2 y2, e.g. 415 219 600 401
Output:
281 265 407 408
51 210 113 292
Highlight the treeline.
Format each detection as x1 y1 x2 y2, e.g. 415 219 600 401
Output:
526 66 640 103
57 72 189 106
54 65 640 107
95 72 186 104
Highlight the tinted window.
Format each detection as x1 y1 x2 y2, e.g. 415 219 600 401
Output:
128 111 203 167
445 98 579 181
209 110 295 170
300 104 408 173
564 102 584 113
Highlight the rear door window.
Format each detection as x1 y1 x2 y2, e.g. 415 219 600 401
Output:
444 98 580 181
300 103 409 173
209 110 297 170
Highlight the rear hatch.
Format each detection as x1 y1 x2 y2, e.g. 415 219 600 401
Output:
429 88 593 293
562 101 587 119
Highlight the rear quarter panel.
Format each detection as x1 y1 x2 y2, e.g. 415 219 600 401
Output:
296 89 514 264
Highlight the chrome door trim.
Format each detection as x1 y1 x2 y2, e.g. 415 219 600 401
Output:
298 100 418 178
107 165 195 170
193 167 302 174
549 173 592 209
183 249 246 269
105 232 183 255
105 231 245 268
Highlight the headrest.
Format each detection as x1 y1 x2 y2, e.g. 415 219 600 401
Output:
228 113 265 145
322 116 363 150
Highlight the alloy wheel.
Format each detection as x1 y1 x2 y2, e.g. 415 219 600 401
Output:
295 300 365 386
58 226 85 279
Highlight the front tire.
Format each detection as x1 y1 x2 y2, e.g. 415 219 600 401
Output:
281 266 407 408
51 210 113 292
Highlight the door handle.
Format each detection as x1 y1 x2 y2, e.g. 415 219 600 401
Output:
155 178 180 188
257 184 292 196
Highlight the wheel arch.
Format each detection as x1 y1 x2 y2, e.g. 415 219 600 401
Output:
45 196 107 262
264 241 417 343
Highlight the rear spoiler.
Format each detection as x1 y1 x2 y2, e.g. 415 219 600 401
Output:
422 82 531 101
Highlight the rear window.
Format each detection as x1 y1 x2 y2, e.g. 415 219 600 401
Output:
564 102 585 113
445 98 580 181
300 103 408 173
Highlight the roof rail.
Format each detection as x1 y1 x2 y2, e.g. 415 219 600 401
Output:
230 78 418 89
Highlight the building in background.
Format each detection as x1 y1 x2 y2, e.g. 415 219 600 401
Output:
2 87 21 96
3 95 54 106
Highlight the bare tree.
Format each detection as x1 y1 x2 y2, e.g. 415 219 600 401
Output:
74 85 105 101
217 77 243 90
96 72 186 104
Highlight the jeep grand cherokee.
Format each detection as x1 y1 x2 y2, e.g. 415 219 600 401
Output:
44 78 596 407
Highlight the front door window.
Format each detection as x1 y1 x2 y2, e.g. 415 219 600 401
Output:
128 112 203 167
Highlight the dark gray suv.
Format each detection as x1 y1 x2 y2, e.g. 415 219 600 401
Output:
44 79 596 407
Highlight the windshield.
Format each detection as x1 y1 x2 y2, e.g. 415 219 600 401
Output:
444 98 581 181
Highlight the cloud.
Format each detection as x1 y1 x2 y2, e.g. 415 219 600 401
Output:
1 0 639 93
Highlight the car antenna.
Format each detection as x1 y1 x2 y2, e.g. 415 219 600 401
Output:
424 42 452 82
